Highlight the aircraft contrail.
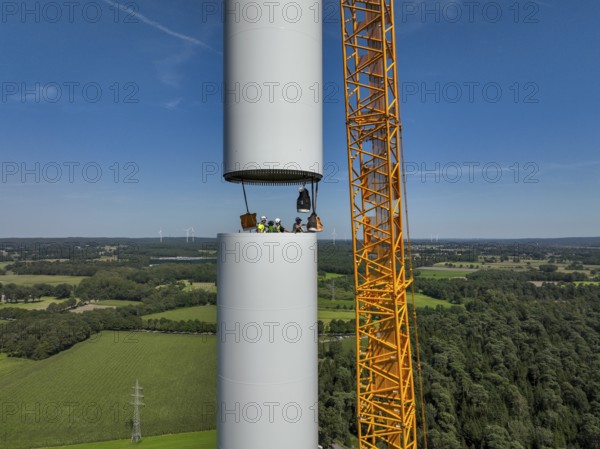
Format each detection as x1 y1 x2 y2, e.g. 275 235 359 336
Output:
102 0 220 53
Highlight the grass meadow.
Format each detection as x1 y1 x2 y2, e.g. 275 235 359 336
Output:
0 274 87 286
0 353 34 380
95 300 142 307
415 269 475 279
182 281 217 293
0 332 216 449
320 272 346 280
411 292 455 309
318 309 356 323
40 431 216 449
144 305 217 322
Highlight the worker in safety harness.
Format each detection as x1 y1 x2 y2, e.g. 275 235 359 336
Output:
257 216 267 233
274 218 289 233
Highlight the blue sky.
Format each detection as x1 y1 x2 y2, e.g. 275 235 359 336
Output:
0 0 598 239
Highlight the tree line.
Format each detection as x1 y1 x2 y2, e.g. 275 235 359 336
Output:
6 260 138 276
0 282 73 302
6 260 217 280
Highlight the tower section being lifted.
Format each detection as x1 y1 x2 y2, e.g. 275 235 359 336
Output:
223 0 323 184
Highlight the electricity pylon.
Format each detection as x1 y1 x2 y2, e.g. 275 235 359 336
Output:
130 379 145 443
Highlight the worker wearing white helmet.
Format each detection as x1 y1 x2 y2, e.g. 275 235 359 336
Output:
274 218 288 233
257 216 267 233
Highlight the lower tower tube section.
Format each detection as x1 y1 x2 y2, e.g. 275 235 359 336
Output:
217 233 318 449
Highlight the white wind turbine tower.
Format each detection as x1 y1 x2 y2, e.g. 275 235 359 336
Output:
184 227 195 243
331 227 337 245
158 228 163 243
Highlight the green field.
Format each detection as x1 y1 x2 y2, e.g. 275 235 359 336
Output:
0 274 87 286
95 300 141 307
183 281 217 293
0 297 68 310
0 353 34 380
321 272 346 279
0 332 216 449
411 292 454 309
318 297 354 310
318 309 356 323
42 431 216 449
337 335 357 352
144 305 217 322
415 268 475 278
477 259 540 270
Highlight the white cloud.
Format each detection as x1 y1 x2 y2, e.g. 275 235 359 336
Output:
164 98 183 110
155 44 195 88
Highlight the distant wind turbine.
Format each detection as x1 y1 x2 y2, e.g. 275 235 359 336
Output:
158 228 163 243
184 227 195 243
332 227 337 245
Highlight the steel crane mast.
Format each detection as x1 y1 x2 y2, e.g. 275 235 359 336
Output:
340 1 418 448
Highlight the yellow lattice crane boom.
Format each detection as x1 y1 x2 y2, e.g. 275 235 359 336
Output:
340 1 421 448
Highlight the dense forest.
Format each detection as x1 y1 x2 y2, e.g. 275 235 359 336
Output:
417 291 600 448
319 270 600 449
